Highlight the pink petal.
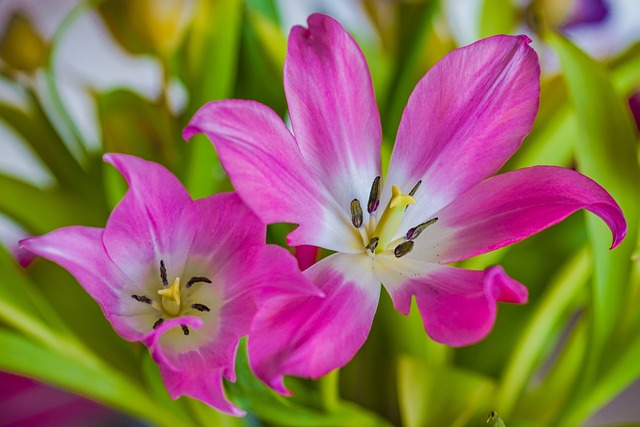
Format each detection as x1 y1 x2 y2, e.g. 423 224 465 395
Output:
294 245 319 271
386 34 540 227
142 316 246 415
285 14 381 211
183 100 360 253
102 154 194 283
19 227 144 341
413 166 626 264
183 192 265 273
185 193 320 300
383 262 527 346
248 253 380 394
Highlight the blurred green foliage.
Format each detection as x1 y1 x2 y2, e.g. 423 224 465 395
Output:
0 0 638 426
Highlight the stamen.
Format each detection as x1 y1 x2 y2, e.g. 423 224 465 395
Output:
181 325 190 336
367 176 381 214
365 237 379 253
192 303 211 312
408 180 422 197
153 318 164 329
406 217 438 240
394 241 414 258
186 276 212 288
350 199 363 228
131 294 152 304
160 260 168 286
372 185 415 253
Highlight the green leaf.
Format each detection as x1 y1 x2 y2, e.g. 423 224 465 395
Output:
0 100 88 191
496 247 591 415
0 173 104 233
397 355 495 427
180 0 243 199
96 89 180 168
0 330 189 427
380 0 443 139
546 31 640 393
506 77 576 170
559 324 640 425
227 341 394 427
516 320 587 425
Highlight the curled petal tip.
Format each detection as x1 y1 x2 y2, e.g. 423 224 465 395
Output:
182 124 199 141
486 265 528 304
610 225 627 250
520 34 533 44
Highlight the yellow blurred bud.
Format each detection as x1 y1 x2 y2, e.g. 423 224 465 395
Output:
99 0 194 57
532 0 576 28
0 12 48 73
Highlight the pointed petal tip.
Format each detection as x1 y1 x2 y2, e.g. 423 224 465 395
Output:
610 225 627 250
520 34 533 44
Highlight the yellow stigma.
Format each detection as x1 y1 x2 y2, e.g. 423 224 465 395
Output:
372 185 415 253
158 277 181 316
389 185 416 209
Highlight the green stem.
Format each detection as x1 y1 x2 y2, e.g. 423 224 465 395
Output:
319 370 340 411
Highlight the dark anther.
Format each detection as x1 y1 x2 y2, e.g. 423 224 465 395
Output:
181 325 190 336
131 294 152 304
192 303 211 312
350 199 363 228
406 217 438 240
365 237 379 253
394 241 415 258
408 180 422 197
186 276 212 288
153 318 164 329
406 180 423 211
160 260 168 286
367 176 381 214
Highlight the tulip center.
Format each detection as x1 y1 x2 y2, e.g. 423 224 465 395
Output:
349 177 438 258
372 185 415 253
131 260 213 335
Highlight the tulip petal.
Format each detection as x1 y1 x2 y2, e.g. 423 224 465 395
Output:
248 253 380 394
102 154 194 283
285 14 382 211
378 258 527 346
409 166 627 264
19 226 147 341
184 100 361 253
142 316 246 415
386 34 540 229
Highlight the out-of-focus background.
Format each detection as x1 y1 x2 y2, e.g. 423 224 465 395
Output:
0 1 639 426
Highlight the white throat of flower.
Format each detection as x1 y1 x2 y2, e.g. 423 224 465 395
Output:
131 260 213 335
349 177 438 258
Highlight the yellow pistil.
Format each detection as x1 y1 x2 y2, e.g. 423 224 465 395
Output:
372 185 415 253
158 277 181 316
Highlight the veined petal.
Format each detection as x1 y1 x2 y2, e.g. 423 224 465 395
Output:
184 100 361 253
182 193 264 275
378 258 527 346
386 34 540 228
102 154 194 283
285 14 382 211
412 166 626 264
19 226 145 341
184 193 317 298
142 316 246 416
248 253 380 394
